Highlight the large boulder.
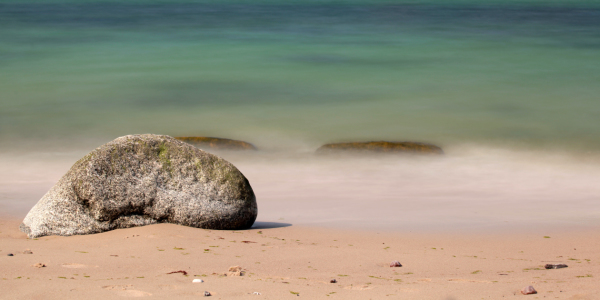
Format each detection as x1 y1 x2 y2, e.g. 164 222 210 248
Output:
316 141 443 155
20 134 257 238
175 137 257 151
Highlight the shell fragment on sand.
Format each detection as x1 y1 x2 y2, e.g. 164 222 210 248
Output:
192 279 204 283
316 141 443 155
175 137 257 151
19 134 257 238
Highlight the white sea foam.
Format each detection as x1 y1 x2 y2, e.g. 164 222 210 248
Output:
2 146 599 233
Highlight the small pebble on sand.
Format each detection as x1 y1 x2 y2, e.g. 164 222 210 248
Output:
545 264 568 269
390 260 402 267
330 279 337 283
521 286 537 295
193 279 204 283
204 291 211 296
33 263 46 268
7 253 14 256
228 266 244 276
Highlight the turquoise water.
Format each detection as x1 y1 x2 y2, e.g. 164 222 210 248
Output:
1 0 600 154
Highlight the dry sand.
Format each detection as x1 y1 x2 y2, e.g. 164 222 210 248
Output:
2 219 599 300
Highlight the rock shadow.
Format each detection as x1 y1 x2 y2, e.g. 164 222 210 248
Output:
250 221 292 229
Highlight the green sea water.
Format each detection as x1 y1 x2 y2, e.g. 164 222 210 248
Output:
1 0 600 154
2 0 600 228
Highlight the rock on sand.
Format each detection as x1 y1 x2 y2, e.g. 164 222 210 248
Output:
20 134 257 238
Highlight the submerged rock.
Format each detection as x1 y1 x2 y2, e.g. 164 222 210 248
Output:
316 141 443 155
175 137 257 151
20 134 257 238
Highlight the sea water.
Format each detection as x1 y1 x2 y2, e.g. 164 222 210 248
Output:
1 0 599 230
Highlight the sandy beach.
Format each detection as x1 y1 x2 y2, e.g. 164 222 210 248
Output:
2 1 600 298
2 149 600 299
2 217 599 299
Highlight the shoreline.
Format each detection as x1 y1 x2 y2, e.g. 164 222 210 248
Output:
2 148 599 299
2 219 599 299
4 149 600 235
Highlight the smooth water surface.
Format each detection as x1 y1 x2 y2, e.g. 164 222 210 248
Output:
1 0 600 153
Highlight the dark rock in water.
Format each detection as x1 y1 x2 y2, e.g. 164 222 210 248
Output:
521 285 537 295
390 260 402 267
545 264 568 269
316 141 443 155
175 137 257 151
20 134 257 238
